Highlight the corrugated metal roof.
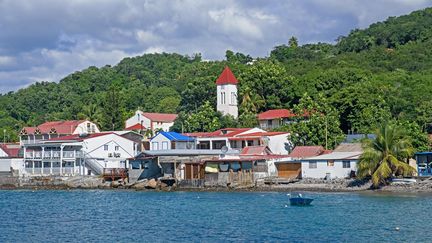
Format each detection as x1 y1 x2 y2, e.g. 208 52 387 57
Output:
158 131 194 141
306 152 361 160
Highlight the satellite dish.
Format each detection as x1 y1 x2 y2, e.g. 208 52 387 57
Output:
186 143 192 149
221 146 228 154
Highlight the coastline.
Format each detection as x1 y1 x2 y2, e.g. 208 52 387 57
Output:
1 176 432 194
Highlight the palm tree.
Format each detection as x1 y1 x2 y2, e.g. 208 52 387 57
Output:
357 123 415 188
78 103 103 126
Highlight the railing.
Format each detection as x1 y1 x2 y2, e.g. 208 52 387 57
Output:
25 150 82 159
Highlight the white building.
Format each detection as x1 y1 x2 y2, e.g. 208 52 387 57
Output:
0 143 24 175
216 66 238 119
150 131 195 150
300 152 360 179
185 128 290 155
20 120 100 145
22 132 140 176
125 110 177 134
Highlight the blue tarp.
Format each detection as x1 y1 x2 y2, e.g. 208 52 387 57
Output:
154 131 195 142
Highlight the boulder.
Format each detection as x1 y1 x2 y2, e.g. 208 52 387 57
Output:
145 178 157 189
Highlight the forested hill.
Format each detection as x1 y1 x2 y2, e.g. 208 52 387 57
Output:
0 7 431 149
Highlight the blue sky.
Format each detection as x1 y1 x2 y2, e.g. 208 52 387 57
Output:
0 0 430 93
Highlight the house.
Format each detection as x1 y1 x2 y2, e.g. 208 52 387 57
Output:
0 143 24 176
216 66 238 118
275 146 327 179
125 110 177 134
415 152 432 176
185 128 290 155
19 120 100 145
150 131 195 150
22 132 140 176
183 146 289 186
258 109 308 130
300 152 360 179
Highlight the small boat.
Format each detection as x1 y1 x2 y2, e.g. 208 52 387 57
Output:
391 178 416 184
288 193 314 206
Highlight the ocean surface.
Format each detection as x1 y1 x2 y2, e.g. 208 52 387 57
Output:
0 190 430 242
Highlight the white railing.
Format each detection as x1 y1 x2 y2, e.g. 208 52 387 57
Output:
25 150 82 159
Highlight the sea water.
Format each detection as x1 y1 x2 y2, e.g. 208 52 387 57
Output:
0 190 429 242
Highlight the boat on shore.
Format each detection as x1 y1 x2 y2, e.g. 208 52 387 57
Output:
288 193 314 206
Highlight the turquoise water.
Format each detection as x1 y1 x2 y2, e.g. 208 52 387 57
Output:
0 190 430 242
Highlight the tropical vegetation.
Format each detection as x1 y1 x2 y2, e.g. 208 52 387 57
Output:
357 123 415 188
0 8 431 151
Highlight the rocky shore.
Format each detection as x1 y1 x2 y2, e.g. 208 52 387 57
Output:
1 176 432 193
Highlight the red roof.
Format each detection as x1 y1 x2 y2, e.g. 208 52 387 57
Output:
184 128 251 138
258 109 296 120
21 120 86 135
125 123 147 131
141 112 177 122
215 66 238 85
0 143 21 158
47 132 115 142
289 146 325 159
237 132 288 137
240 146 273 156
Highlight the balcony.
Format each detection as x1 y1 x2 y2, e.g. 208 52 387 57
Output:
25 150 82 160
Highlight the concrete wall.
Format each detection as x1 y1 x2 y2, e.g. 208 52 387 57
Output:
83 134 138 163
150 134 171 150
216 84 238 118
301 160 357 179
268 134 290 155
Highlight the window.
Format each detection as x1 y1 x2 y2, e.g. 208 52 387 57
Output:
152 142 159 150
267 120 273 127
220 92 226 105
309 161 317 169
231 92 236 105
162 141 169 150
327 160 334 167
343 161 351 168
104 145 109 151
115 146 119 151
247 140 254 146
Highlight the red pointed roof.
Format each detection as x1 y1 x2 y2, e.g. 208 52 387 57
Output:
21 120 86 135
215 66 238 85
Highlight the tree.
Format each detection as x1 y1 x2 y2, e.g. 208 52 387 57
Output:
101 86 124 130
184 101 221 132
277 93 345 149
288 36 298 48
357 122 415 188
78 103 103 126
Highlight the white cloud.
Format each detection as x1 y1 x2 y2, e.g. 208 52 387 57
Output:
0 0 430 93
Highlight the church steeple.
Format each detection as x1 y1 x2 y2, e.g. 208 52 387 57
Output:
216 66 238 118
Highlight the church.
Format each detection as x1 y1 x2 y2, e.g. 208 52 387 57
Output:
215 66 238 119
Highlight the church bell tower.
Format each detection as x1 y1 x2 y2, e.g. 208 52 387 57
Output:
216 66 238 119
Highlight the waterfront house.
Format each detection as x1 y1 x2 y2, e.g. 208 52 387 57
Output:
150 131 195 150
185 127 290 155
0 143 24 176
300 152 360 179
19 120 100 145
125 110 177 134
183 146 290 186
415 152 432 176
23 132 140 176
275 146 327 179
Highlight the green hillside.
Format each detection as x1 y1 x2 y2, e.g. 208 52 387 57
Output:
0 7 431 150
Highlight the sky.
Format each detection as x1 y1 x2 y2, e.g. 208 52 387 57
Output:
0 0 430 93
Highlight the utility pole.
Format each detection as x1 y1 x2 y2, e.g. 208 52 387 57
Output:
325 117 328 150
3 129 5 144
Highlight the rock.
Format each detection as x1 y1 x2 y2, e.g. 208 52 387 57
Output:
145 178 157 189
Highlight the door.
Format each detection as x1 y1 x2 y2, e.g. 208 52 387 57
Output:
277 163 301 179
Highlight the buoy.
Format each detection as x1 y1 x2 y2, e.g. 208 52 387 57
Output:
395 227 400 231
284 205 288 208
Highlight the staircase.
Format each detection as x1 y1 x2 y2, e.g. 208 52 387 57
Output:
82 153 104 175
